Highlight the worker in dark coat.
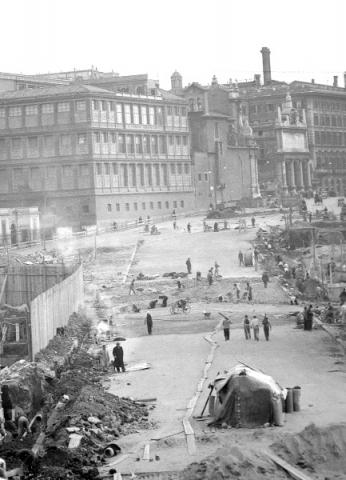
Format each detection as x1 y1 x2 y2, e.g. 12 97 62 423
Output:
262 314 272 341
262 272 269 288
186 257 192 274
339 288 346 305
306 305 313 331
112 342 125 373
146 312 153 335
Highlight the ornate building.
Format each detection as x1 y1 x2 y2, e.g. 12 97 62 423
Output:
275 93 312 194
0 75 194 232
175 76 260 209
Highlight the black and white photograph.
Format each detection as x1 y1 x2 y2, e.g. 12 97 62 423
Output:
0 1 345 478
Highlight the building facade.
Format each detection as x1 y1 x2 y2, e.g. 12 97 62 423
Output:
178 77 260 209
237 47 346 196
0 80 194 232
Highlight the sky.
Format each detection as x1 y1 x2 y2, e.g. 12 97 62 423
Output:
1 0 346 89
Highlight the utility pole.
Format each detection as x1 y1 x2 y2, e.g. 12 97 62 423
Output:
311 227 316 274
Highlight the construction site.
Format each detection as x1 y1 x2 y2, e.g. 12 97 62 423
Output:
1 197 346 480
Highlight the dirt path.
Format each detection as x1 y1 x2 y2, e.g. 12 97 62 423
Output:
104 319 346 475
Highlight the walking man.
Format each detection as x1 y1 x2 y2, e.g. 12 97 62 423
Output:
186 257 192 274
129 278 136 295
262 314 271 341
261 271 269 288
112 342 125 373
244 315 251 339
221 314 232 341
251 315 260 341
238 250 244 266
187 222 191 233
145 311 153 335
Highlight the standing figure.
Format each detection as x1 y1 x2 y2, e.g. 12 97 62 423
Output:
233 283 240 301
222 315 232 341
251 315 260 341
262 314 271 341
187 222 191 233
339 288 346 305
145 312 153 335
129 278 136 295
251 216 256 227
173 220 177 230
112 342 125 373
262 272 269 288
186 257 192 274
244 315 251 339
214 222 219 232
238 250 244 266
207 269 213 286
214 261 220 278
306 305 313 331
246 282 253 302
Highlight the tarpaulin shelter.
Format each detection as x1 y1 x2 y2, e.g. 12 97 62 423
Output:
210 364 285 428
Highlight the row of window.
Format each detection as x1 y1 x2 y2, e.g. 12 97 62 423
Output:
314 131 346 146
0 133 190 158
316 157 346 169
313 101 346 112
249 103 276 114
313 114 346 127
95 162 190 176
93 132 188 155
92 101 187 125
105 199 185 213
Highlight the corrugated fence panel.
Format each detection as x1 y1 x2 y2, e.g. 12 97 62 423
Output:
29 265 84 358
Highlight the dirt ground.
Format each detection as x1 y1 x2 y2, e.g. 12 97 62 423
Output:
8 210 346 479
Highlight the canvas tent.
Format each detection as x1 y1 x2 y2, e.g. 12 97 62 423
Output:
210 364 285 428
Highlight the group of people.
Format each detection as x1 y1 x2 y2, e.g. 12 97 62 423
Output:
222 313 272 341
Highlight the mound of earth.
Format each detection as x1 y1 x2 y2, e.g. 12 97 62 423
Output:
180 446 289 480
271 423 346 479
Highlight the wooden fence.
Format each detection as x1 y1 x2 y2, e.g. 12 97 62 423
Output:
4 264 76 306
30 265 84 358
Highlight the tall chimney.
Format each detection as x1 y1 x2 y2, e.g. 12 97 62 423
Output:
333 76 338 87
261 47 272 85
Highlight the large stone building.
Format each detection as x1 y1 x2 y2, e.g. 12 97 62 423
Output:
237 47 346 196
174 75 260 209
0 74 194 232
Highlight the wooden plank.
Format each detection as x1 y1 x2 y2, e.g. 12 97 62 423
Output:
186 434 197 455
265 451 314 480
142 443 150 460
0 274 7 305
182 417 194 435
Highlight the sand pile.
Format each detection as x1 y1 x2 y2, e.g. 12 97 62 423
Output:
271 423 346 479
180 446 289 480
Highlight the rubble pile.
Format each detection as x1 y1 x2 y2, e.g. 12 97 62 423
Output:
0 360 55 415
35 312 92 367
180 446 289 480
271 423 346 479
0 309 151 479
